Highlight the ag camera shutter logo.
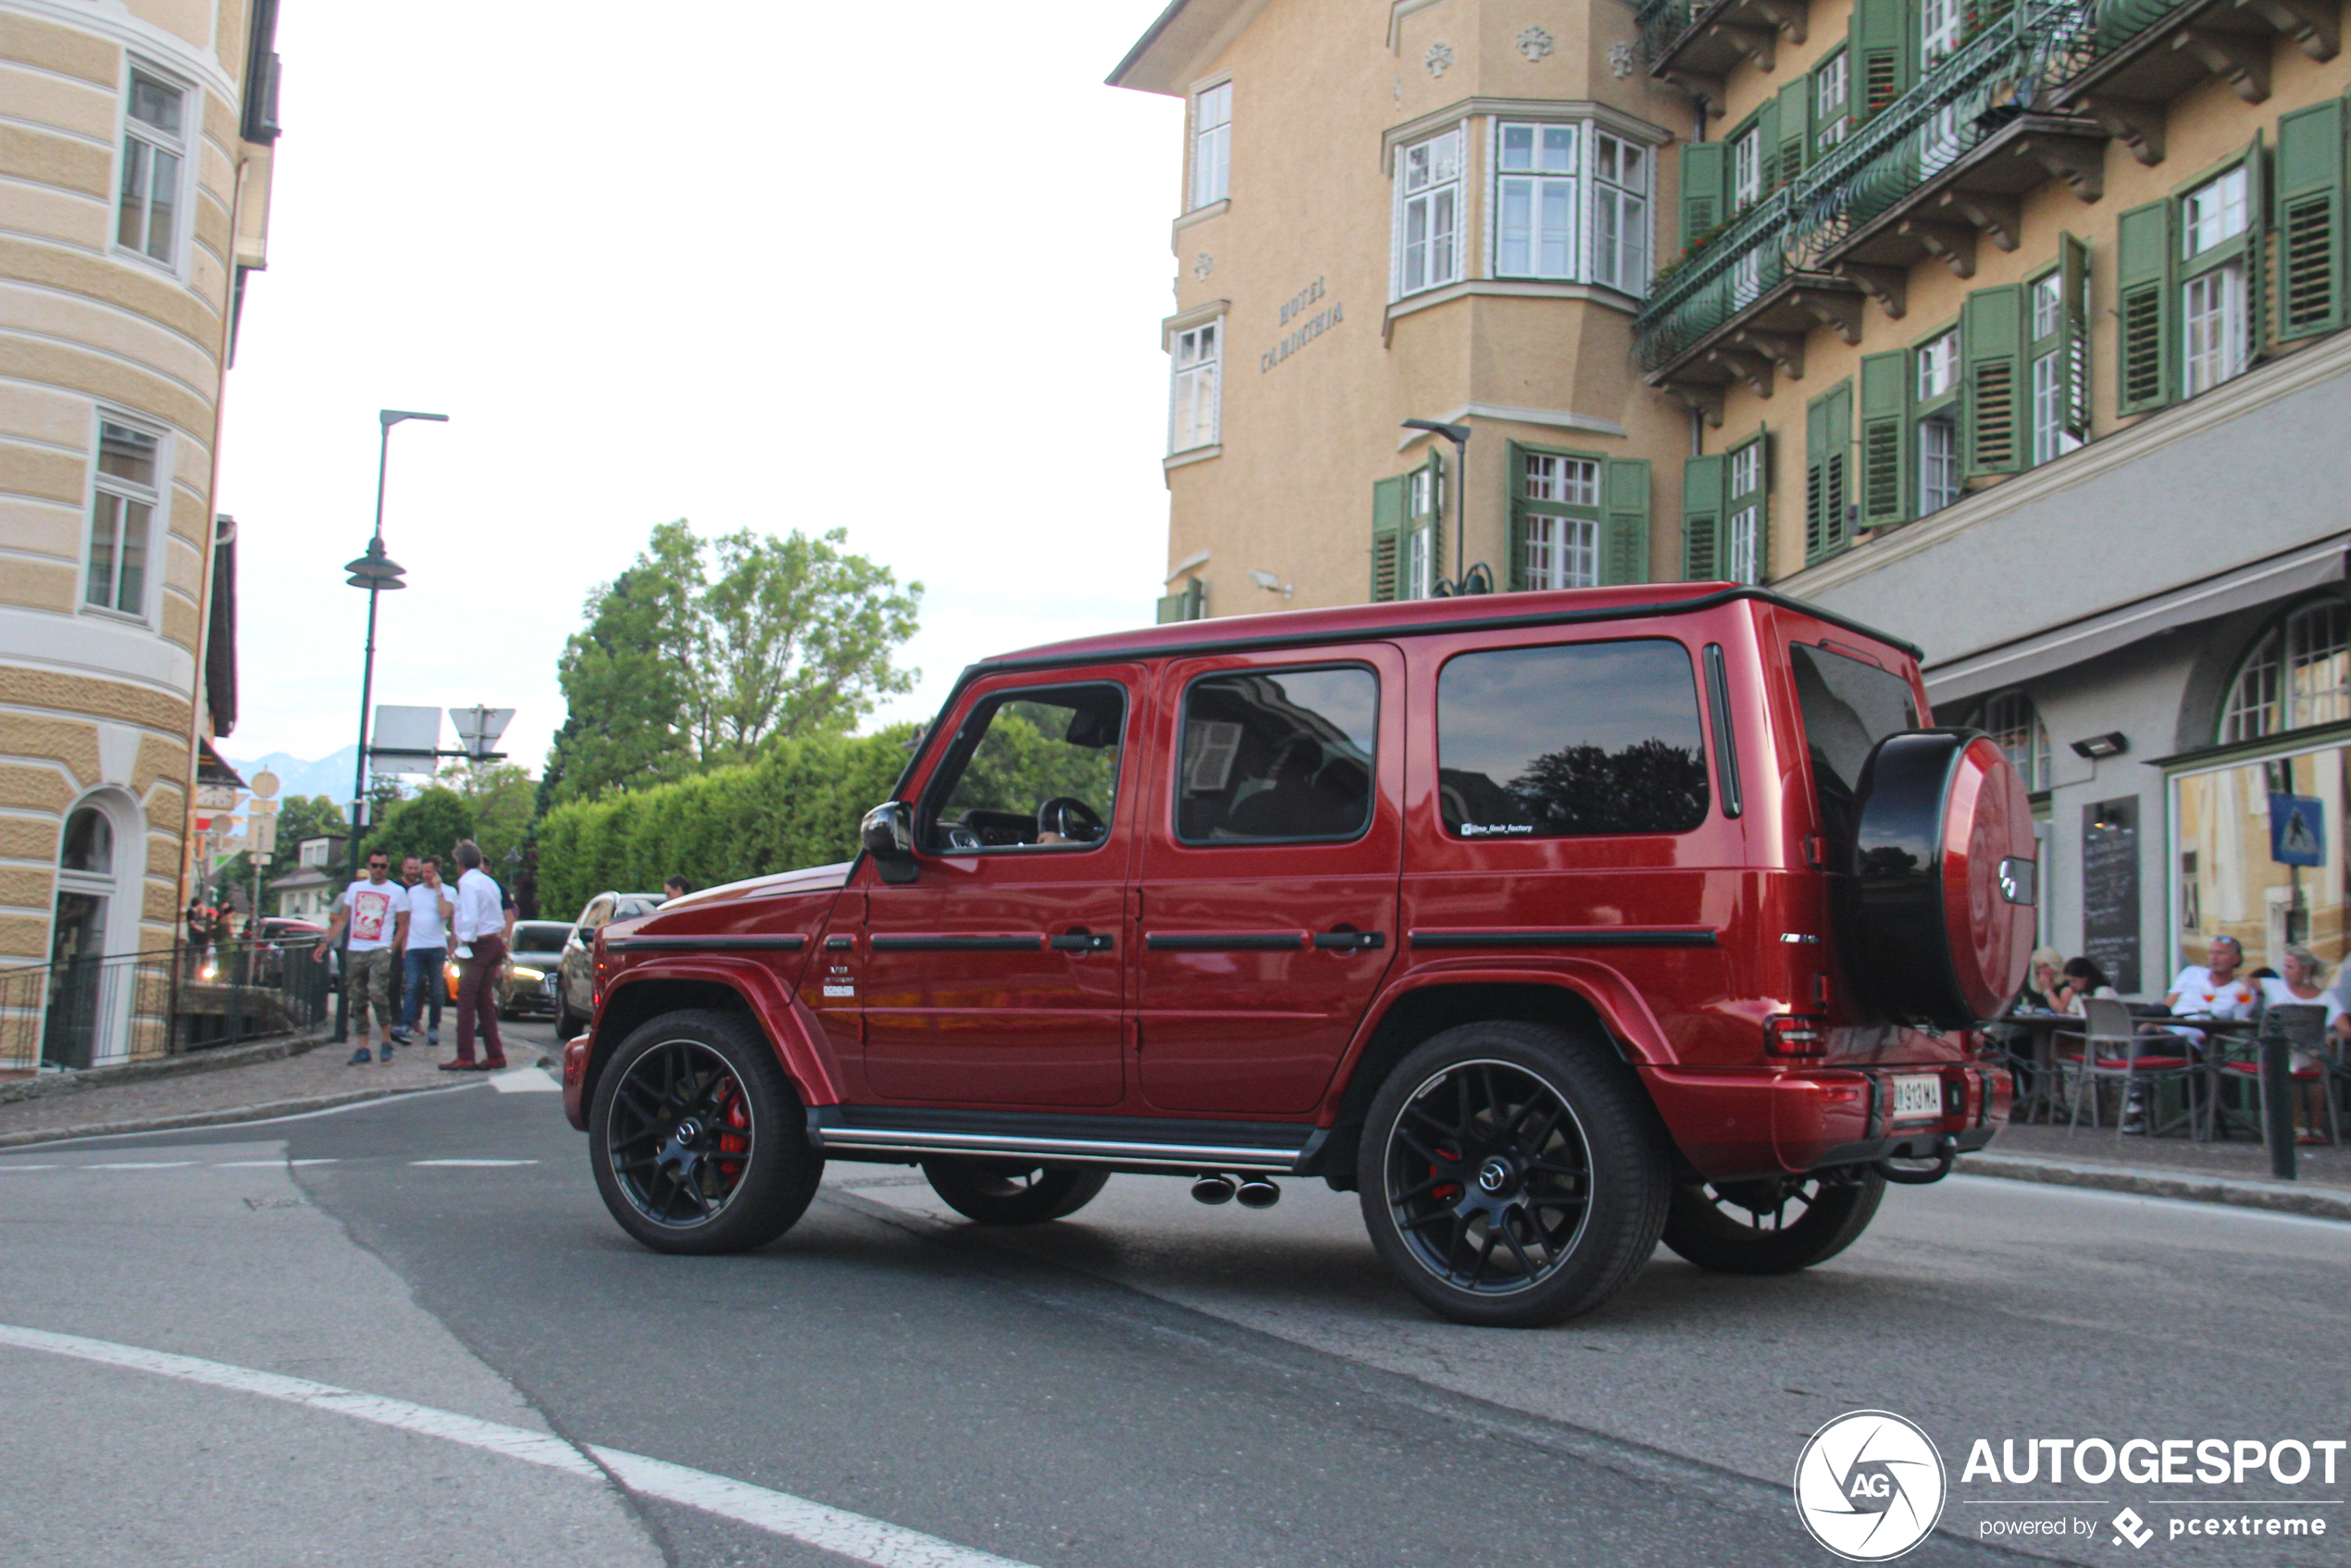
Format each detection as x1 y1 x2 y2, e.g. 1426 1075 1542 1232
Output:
1794 1410 1948 1561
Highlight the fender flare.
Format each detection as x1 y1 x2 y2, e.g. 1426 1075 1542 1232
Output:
1324 956 1680 1117
597 957 844 1107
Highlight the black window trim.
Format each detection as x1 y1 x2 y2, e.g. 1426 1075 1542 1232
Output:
1434 633 1714 842
915 678 1132 858
1703 641 1744 819
1169 658 1383 850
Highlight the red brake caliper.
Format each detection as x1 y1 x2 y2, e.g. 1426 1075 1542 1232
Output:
715 1081 749 1185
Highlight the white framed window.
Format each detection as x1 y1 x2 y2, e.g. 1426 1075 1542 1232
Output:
2031 351 2063 467
1814 56 1848 151
1497 122 1578 279
1397 130 1464 297
85 418 160 619
1731 126 1763 206
2221 602 2351 740
1407 526 1434 599
2183 167 2249 256
1726 506 1761 585
1524 452 1599 506
2031 272 2063 342
1918 415 1959 515
1410 466 1437 522
1168 320 1221 454
2182 266 2246 397
1523 515 1600 590
1191 81 1232 209
117 65 188 268
1981 690 2051 790
1917 329 1959 401
1728 442 1761 500
1591 131 1650 295
1922 0 1963 62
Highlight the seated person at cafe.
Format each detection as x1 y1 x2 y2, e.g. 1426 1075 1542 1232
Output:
2054 956 2119 1015
2166 935 2258 1019
2261 944 2343 1146
2016 948 2066 1013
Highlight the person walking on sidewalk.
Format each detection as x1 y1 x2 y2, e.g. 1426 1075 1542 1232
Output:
443 840 509 1073
392 854 454 1050
315 850 405 1065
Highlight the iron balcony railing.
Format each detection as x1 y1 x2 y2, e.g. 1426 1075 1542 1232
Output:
1636 0 1707 68
1634 188 1795 369
1785 0 2099 265
0 936 332 1075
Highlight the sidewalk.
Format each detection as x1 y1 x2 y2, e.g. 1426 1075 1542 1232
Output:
0 1028 554 1150
1961 1122 2351 1221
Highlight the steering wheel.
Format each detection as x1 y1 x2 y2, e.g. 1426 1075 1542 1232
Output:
1037 796 1105 844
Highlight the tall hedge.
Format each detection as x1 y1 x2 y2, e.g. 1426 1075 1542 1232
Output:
534 725 914 922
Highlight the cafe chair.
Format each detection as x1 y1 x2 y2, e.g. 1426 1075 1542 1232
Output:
2066 996 2198 1140
2209 1002 2336 1147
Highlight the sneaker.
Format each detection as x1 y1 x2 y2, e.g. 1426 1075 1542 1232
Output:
348 1046 372 1066
389 1028 413 1044
378 1042 394 1062
427 1030 440 1046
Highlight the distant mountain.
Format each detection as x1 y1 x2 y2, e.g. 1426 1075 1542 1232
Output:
226 747 358 804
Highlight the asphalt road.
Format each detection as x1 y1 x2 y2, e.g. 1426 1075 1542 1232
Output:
2 1016 2345 1568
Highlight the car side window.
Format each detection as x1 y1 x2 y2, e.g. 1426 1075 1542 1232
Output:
1176 666 1378 843
1437 639 1710 838
580 897 611 932
925 683 1127 851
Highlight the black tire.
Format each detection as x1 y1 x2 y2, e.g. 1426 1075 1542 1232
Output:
1359 1021 1669 1327
553 992 580 1039
1660 1168 1885 1275
921 1159 1110 1225
589 1009 822 1254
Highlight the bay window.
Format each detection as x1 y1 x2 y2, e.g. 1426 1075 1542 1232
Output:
1483 120 1656 297
1396 130 1464 298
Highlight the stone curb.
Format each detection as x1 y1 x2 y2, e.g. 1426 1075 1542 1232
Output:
0 1028 332 1108
0 1083 456 1150
1959 1151 2351 1222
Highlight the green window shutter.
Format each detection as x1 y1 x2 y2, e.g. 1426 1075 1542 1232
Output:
1854 0 1913 114
1370 475 1406 602
2059 232 2091 441
2247 130 2270 359
1858 352 1909 529
1682 454 1726 579
1752 100 1780 193
1776 80 1810 186
2277 99 2345 341
1680 142 1727 250
1818 389 1849 558
2115 200 2173 415
1961 283 2025 476
1601 459 1651 585
1155 578 1205 623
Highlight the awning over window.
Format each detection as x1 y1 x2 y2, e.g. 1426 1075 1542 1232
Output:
1922 534 2351 704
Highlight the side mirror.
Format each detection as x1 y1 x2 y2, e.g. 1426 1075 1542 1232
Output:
861 801 919 884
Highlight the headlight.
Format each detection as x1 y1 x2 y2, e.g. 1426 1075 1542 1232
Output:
509 965 544 982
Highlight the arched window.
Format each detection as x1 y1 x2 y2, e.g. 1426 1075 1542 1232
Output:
2220 600 2351 742
60 806 113 876
1979 689 2050 791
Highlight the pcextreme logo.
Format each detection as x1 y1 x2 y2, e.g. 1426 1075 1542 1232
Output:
1794 1410 1948 1562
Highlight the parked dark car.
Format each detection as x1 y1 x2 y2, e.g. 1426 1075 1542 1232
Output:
501 920 571 1018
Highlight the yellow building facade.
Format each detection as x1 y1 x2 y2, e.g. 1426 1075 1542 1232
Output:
0 0 276 1063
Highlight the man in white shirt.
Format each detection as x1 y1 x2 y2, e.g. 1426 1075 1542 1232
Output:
315 849 406 1064
392 854 454 1048
2165 935 2258 1018
444 839 510 1072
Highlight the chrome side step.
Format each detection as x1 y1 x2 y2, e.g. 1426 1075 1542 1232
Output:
807 1108 1321 1174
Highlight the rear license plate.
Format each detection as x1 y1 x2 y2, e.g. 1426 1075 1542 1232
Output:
1889 1075 1943 1123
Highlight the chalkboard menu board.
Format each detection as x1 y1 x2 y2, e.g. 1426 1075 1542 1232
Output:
2082 798 2141 994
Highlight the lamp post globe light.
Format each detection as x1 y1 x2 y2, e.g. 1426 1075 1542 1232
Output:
333 409 446 1043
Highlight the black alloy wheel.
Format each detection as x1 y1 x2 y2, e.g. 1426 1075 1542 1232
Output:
1361 1022 1668 1327
589 1010 821 1254
920 1158 1110 1225
1660 1168 1886 1275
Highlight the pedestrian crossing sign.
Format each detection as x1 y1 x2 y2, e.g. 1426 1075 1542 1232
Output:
2269 792 2325 866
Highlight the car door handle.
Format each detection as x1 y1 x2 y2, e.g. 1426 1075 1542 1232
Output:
1049 932 1114 952
1312 931 1387 952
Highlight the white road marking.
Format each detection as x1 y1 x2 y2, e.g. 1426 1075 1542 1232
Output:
489 1068 561 1094
213 1159 340 1168
408 1159 539 1167
0 1323 1040 1568
82 1162 193 1170
0 1164 58 1171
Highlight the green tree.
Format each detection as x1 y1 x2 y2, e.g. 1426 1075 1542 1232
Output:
545 521 920 803
362 787 476 869
239 795 347 915
439 761 536 873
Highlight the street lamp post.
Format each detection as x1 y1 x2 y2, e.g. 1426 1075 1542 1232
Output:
1399 417 1492 596
333 408 446 1042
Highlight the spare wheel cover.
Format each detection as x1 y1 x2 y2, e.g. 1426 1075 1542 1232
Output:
1844 731 2036 1026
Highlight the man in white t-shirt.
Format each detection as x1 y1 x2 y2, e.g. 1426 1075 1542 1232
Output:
315 848 407 1064
391 854 454 1048
2165 935 2258 1018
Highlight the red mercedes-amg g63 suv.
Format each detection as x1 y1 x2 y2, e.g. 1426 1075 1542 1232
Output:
563 584 2033 1325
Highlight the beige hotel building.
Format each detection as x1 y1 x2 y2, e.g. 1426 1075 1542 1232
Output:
1117 0 2351 999
0 0 277 1064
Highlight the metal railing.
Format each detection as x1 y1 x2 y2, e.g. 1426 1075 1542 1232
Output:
1635 188 1796 369
0 936 332 1076
1636 0 1709 68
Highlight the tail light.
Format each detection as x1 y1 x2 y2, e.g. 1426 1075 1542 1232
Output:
1764 1013 1829 1058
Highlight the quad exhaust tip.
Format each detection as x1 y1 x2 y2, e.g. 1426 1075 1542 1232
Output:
1234 1177 1281 1209
1190 1176 1236 1205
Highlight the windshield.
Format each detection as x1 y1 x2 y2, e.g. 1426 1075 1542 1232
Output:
513 922 569 953
1789 642 1920 855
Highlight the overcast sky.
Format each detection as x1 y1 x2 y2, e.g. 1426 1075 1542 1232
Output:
219 0 1180 775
